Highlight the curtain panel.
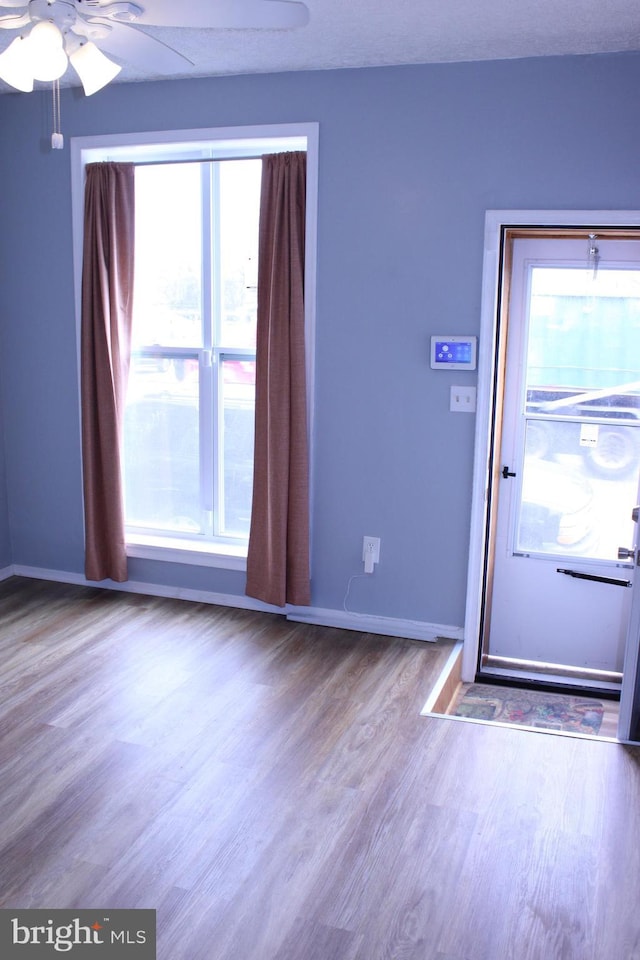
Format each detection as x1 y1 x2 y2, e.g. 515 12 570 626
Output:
246 151 311 607
80 162 135 582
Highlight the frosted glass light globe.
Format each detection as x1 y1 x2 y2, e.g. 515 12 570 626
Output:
29 21 68 82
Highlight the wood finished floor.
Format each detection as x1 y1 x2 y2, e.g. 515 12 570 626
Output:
2 577 640 959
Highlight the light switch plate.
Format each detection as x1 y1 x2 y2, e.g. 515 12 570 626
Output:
450 385 477 413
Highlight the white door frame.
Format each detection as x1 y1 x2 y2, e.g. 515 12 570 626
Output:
463 209 640 684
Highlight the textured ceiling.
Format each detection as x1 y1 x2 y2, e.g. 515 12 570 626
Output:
1 0 640 91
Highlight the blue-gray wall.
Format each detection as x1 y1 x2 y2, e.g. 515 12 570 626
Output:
1 52 639 627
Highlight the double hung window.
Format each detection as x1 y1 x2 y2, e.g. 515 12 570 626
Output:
73 125 315 565
125 157 260 544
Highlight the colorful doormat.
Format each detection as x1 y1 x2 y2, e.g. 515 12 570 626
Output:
452 683 604 734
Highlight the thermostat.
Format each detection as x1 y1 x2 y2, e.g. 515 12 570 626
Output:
430 335 477 370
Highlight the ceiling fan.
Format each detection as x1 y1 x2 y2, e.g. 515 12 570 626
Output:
0 0 310 94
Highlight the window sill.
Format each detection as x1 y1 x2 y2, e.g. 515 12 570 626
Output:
126 535 247 571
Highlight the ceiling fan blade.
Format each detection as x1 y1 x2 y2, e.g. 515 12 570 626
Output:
0 7 29 30
93 0 310 29
94 20 194 71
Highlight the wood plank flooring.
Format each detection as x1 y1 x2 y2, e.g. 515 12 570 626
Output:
1 576 640 959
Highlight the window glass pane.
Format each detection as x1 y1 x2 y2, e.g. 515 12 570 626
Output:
133 163 203 348
220 359 255 537
218 160 261 348
124 356 202 535
526 266 640 420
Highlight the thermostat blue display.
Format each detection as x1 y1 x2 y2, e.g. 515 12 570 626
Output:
430 336 477 370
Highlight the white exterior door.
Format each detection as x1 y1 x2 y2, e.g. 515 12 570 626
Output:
483 234 640 686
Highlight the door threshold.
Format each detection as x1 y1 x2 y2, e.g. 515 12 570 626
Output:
477 662 621 699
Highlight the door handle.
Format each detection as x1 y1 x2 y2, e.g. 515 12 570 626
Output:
557 567 632 587
617 546 637 563
633 506 640 524
502 466 516 479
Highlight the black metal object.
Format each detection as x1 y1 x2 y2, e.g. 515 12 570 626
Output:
502 465 516 478
474 671 621 701
557 567 632 588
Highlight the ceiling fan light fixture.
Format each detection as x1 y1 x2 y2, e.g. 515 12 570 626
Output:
28 21 68 82
69 40 121 95
0 35 35 92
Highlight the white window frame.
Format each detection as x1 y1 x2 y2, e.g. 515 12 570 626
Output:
71 123 318 571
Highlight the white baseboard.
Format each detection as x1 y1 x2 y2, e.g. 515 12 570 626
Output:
11 564 280 614
0 565 14 582
287 606 463 642
10 565 463 643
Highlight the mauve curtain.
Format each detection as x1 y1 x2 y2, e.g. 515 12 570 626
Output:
80 162 135 582
246 151 310 607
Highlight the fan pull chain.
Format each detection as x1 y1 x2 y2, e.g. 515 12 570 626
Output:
51 79 63 150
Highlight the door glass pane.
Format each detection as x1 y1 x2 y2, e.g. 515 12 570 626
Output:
517 263 640 560
525 266 640 419
517 419 638 560
219 358 255 537
123 357 202 535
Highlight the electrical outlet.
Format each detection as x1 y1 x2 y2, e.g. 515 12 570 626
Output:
362 536 381 570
